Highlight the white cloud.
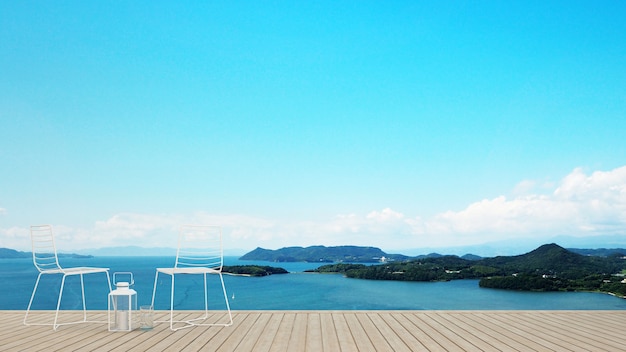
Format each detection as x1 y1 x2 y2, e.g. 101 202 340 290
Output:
2 166 626 253
366 208 404 221
290 165 626 248
511 179 537 196
87 212 277 249
423 165 626 244
0 226 29 250
0 208 6 215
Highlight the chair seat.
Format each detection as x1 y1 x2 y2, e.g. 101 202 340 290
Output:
156 267 221 275
41 267 110 275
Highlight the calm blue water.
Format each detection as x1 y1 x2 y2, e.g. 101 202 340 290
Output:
3 256 625 310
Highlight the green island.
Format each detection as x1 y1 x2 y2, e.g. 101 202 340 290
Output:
240 245 409 263
222 265 288 277
307 244 626 297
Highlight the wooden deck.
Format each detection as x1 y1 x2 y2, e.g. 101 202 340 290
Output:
3 310 626 351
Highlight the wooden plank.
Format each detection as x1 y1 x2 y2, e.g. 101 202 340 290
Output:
1 324 63 351
596 311 626 327
575 311 625 334
481 312 573 351
438 313 519 351
179 315 240 352
343 313 376 351
248 312 284 352
304 312 322 352
73 312 168 351
157 312 229 352
488 312 589 352
153 312 221 352
403 312 467 351
269 312 296 352
365 312 412 352
48 324 106 352
319 312 341 352
79 312 195 352
462 312 552 351
24 313 107 352
216 312 262 352
228 312 270 352
353 312 395 351
539 312 625 349
432 312 516 351
375 312 427 351
393 312 446 351
285 312 308 352
417 312 484 352
513 312 611 351
4 310 626 352
112 314 186 352
332 312 358 352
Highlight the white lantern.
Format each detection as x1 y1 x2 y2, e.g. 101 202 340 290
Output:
108 272 137 332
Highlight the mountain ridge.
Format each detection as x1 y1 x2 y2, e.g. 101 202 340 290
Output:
239 245 409 262
309 243 626 296
238 243 626 263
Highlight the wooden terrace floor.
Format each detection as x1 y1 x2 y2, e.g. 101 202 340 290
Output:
3 310 626 351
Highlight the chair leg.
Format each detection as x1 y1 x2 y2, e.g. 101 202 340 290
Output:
105 271 112 291
54 275 68 330
170 274 175 330
23 273 43 326
218 273 233 326
79 274 87 323
152 271 180 331
203 273 209 320
151 271 160 308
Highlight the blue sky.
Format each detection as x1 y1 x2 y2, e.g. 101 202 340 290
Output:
1 1 625 255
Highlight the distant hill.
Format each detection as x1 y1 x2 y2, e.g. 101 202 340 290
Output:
568 248 626 257
310 243 626 278
461 254 483 261
240 245 409 263
310 243 626 296
0 248 30 258
479 243 624 276
239 244 626 264
0 247 93 259
77 246 177 256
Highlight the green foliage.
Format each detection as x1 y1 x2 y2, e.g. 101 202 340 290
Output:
478 244 625 277
569 248 626 257
479 275 561 291
480 273 626 296
600 280 626 296
311 256 477 281
468 265 501 276
309 244 626 296
222 265 288 276
311 264 368 273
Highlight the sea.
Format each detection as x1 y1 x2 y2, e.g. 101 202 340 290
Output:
3 256 626 311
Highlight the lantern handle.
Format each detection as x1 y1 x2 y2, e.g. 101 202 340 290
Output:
113 272 134 286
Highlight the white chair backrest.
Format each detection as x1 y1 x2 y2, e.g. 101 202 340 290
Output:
175 225 223 270
30 225 62 272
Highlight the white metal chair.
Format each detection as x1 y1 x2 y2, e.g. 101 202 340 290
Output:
151 225 233 330
24 225 112 330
